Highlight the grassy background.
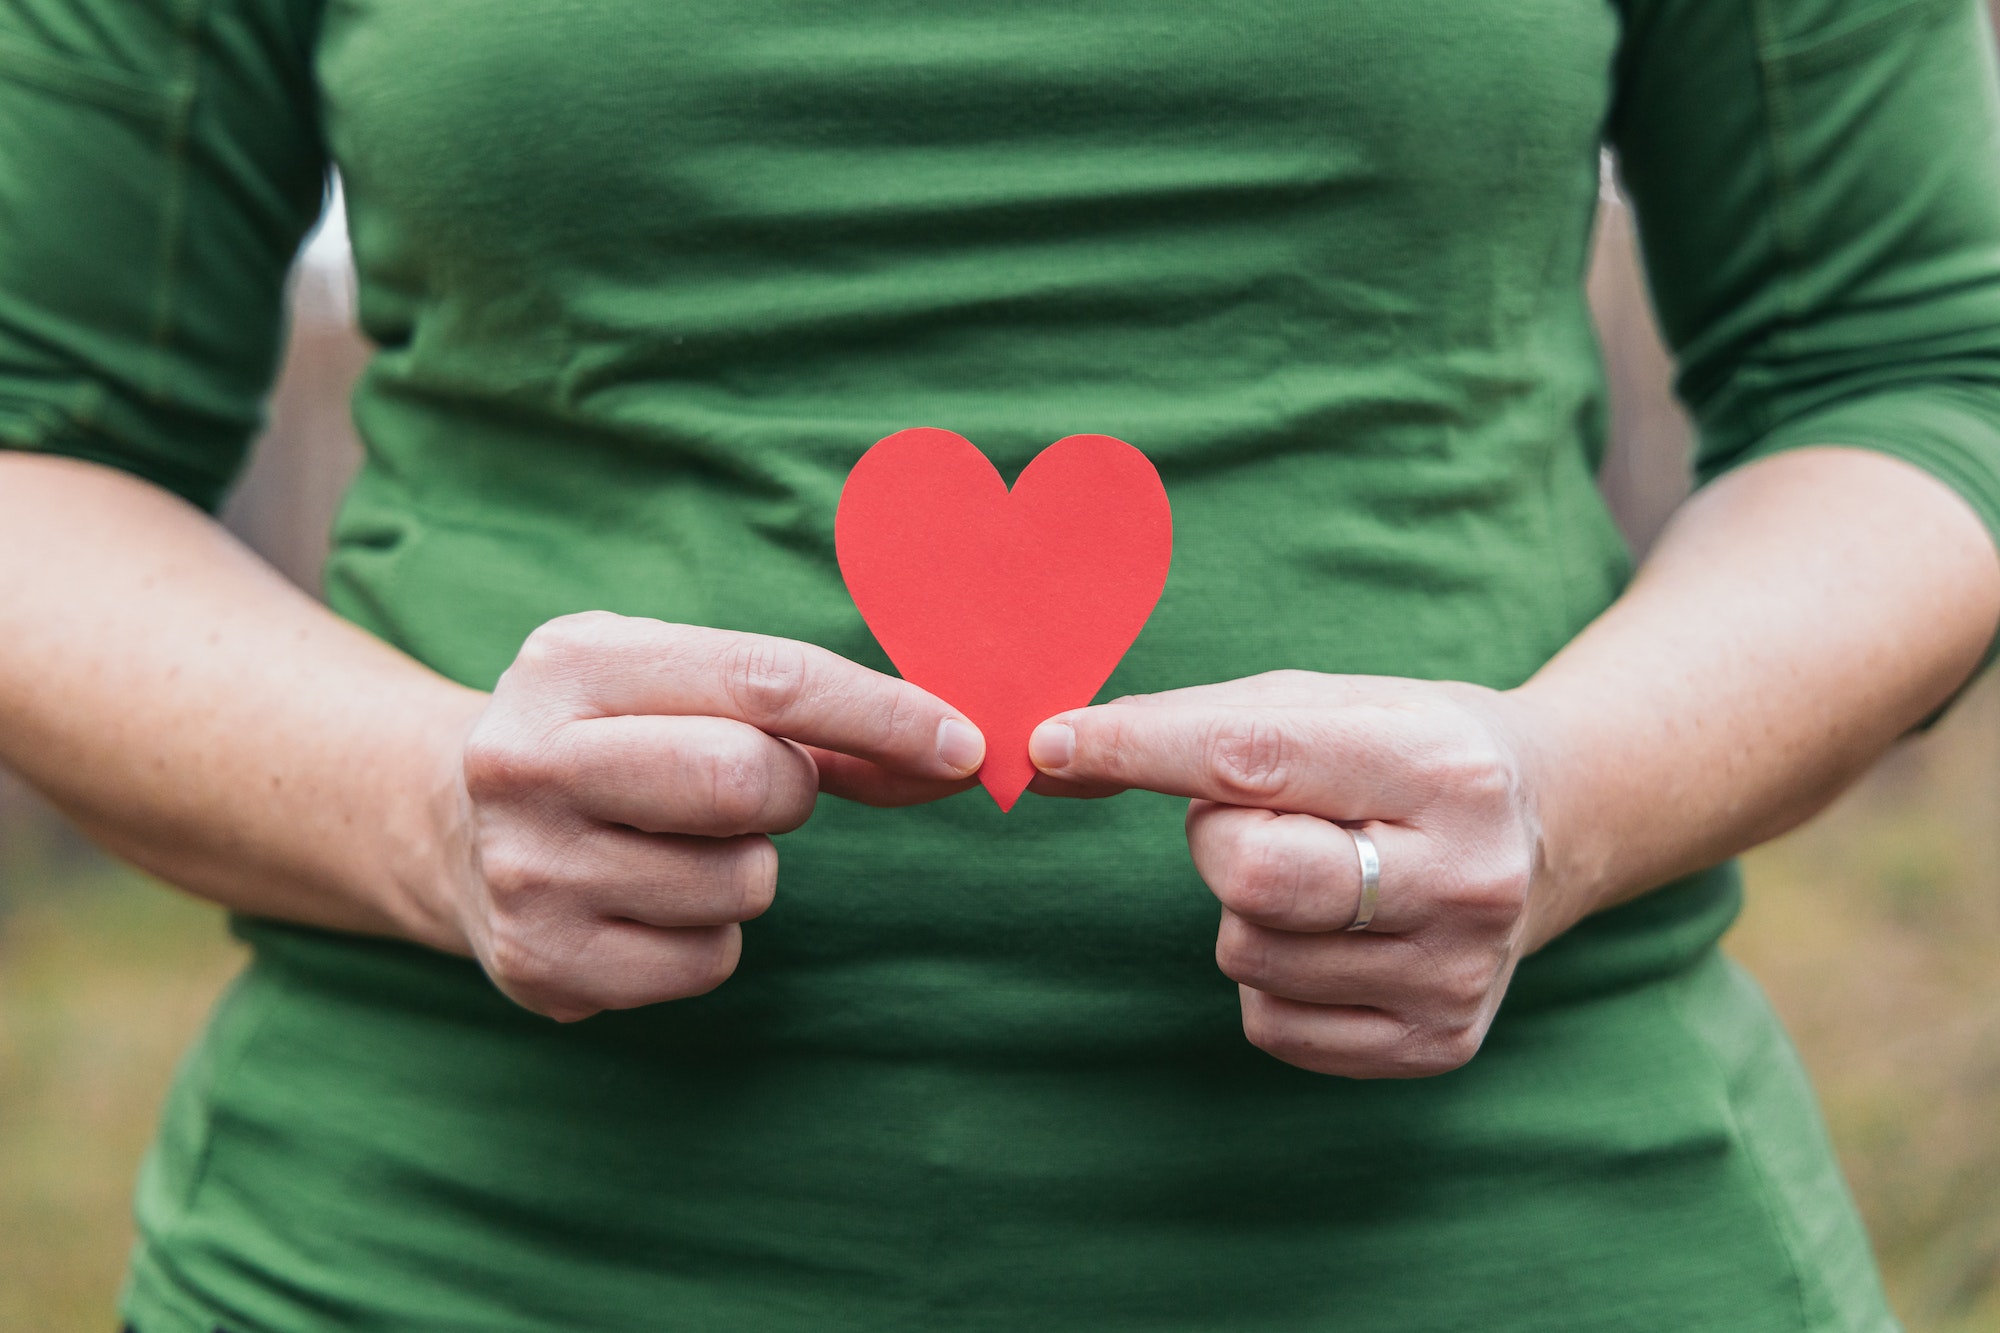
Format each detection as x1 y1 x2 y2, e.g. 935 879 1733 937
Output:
0 796 241 1331
1732 676 2000 1332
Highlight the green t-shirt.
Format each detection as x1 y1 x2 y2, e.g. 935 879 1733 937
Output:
6 0 2000 1328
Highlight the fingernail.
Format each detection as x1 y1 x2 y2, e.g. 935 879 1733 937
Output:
1029 720 1075 771
936 718 985 775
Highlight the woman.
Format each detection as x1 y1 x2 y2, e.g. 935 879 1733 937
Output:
4 0 1999 1327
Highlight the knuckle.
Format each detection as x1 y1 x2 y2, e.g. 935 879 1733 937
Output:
728 837 780 920
519 610 622 670
1450 850 1535 924
868 680 927 755
1488 860 1536 916
477 806 594 904
1220 835 1298 920
1431 953 1499 1013
723 637 812 722
1213 918 1269 985
1404 1025 1484 1077
701 737 776 829
1460 744 1517 804
1422 733 1517 805
1087 710 1139 769
1207 715 1292 803
661 926 742 999
482 916 568 999
1242 1012 1330 1074
1238 994 1287 1054
461 728 524 802
468 727 589 805
477 833 565 907
765 778 817 833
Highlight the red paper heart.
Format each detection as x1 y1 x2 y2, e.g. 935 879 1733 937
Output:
836 428 1173 811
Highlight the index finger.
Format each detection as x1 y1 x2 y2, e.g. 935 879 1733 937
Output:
507 613 985 781
1109 670 1425 712
1027 700 1440 818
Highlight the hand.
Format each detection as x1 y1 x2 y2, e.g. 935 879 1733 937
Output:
1027 671 1558 1078
444 611 986 1021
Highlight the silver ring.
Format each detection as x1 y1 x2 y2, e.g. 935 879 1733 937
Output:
1343 826 1381 932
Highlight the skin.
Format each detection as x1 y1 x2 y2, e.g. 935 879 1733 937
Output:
0 444 1995 1067
1027 445 2000 1075
0 452 984 1021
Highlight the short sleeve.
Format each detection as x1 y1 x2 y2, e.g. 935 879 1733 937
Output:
1608 0 2000 549
0 0 328 512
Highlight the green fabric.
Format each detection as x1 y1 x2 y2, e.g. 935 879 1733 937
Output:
6 0 2000 1326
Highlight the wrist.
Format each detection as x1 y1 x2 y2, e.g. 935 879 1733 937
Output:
1488 678 1617 953
371 684 489 956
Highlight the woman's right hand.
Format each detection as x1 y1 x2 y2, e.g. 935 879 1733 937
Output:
444 611 985 1022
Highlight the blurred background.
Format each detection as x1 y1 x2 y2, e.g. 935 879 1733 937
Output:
7 96 2000 1333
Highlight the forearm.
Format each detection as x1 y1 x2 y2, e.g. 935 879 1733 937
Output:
0 454 482 949
1512 445 2000 947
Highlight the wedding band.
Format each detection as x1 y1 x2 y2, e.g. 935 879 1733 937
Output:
1343 826 1381 932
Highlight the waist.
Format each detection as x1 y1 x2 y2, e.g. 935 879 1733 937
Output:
234 806 1741 1066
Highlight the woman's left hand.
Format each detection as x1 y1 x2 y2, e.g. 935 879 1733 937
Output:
1024 453 2000 1078
1027 671 1566 1079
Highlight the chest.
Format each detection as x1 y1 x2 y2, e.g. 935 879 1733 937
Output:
317 0 1620 276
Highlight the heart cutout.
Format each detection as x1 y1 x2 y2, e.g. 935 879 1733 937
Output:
836 428 1173 810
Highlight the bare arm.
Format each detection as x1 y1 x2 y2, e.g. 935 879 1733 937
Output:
0 452 482 947
0 451 985 1019
1027 446 2000 1076
1518 446 2000 939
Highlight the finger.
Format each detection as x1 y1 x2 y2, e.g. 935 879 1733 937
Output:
508 613 985 781
1111 670 1423 711
806 746 982 807
553 715 819 836
1216 912 1502 1020
480 820 779 928
1217 911 1408 1006
489 920 743 1022
1188 804 1424 933
592 832 780 928
1024 770 1127 800
1026 677 1378 801
1238 986 1484 1080
1030 701 1445 817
